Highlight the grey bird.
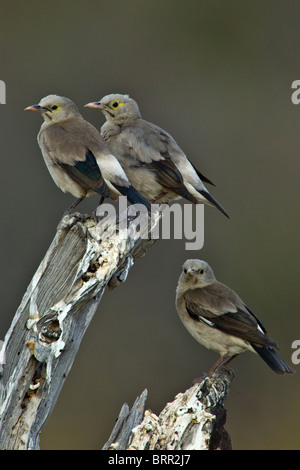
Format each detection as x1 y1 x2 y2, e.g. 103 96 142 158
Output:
176 259 294 376
85 94 229 218
25 94 151 212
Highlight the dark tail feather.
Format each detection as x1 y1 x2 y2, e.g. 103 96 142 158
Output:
199 190 230 219
113 183 152 211
252 345 294 375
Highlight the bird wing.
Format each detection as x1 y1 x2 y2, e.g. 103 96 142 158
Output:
59 149 111 198
184 282 277 348
40 123 110 198
137 121 214 183
147 156 199 203
122 123 201 202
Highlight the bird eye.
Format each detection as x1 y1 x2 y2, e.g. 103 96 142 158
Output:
50 105 62 113
199 269 204 275
183 268 187 274
112 102 119 108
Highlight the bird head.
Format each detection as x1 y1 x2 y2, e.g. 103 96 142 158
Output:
25 94 81 122
180 259 216 289
85 93 141 124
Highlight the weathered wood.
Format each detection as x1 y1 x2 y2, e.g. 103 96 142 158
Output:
102 389 149 450
104 368 233 451
0 209 159 450
0 205 233 451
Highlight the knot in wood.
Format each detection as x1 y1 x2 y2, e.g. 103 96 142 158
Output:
37 314 62 345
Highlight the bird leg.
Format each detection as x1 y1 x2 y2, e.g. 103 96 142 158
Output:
207 354 238 378
64 196 85 215
91 196 106 223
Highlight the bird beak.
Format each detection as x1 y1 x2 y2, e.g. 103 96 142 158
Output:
186 268 195 276
84 101 105 110
24 104 44 112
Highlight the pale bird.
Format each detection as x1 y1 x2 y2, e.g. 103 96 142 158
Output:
85 94 229 218
25 94 151 213
176 259 294 376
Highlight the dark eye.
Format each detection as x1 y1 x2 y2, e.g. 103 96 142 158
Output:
52 105 58 110
183 268 187 273
112 102 119 108
199 269 204 275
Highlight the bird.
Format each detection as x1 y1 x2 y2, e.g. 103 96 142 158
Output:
84 94 230 218
25 94 151 213
176 259 294 376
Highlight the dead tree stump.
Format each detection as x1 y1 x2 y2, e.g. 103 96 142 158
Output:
103 368 233 451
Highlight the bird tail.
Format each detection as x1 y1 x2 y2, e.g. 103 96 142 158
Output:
252 345 294 375
199 190 230 219
112 183 152 211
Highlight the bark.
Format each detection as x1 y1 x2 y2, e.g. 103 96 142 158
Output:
0 209 159 450
103 367 233 450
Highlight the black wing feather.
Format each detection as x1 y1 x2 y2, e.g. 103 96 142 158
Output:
185 301 277 348
59 149 110 198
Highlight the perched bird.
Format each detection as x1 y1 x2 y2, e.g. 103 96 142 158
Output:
85 94 229 218
25 94 151 212
176 259 294 376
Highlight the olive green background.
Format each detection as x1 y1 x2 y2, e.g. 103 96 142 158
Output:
1 0 299 449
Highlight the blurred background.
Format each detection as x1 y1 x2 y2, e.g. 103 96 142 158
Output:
1 0 299 450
